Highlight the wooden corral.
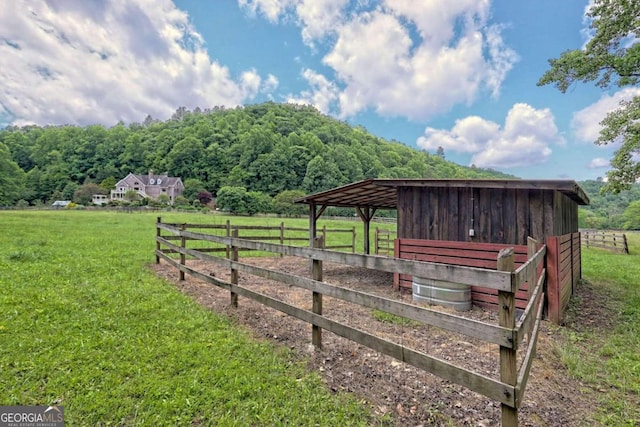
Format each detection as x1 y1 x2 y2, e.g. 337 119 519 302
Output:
156 219 547 427
296 179 589 324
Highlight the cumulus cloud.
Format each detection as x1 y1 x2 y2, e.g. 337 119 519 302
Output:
571 88 640 143
588 157 610 169
417 103 563 169
240 0 518 121
0 0 274 126
286 68 339 113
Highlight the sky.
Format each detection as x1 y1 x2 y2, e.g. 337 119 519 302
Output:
1 0 638 182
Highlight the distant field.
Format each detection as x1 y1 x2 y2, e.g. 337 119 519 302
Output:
0 210 380 426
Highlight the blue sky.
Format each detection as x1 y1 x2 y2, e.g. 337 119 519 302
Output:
1 0 638 181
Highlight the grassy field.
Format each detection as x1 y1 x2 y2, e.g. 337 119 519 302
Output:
1 210 638 426
0 210 383 426
561 232 640 426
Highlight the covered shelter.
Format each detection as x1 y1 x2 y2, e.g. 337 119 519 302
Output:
296 178 589 322
295 178 589 251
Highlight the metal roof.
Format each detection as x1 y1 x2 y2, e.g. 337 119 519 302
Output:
295 178 590 208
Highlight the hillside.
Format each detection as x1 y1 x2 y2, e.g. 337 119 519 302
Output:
578 179 640 229
0 102 512 207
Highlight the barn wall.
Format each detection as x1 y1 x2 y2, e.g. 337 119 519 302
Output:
397 187 579 245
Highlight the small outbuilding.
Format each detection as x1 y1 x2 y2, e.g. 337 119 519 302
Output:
296 178 590 323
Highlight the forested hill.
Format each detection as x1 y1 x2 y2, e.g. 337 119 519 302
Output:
579 179 640 229
0 102 513 206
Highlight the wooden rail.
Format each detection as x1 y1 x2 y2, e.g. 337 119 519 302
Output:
161 220 356 254
374 227 396 256
156 218 546 426
581 229 629 254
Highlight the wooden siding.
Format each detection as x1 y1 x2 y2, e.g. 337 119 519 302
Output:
545 233 580 324
397 187 580 246
394 239 532 310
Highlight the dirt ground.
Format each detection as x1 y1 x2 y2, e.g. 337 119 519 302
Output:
152 256 599 426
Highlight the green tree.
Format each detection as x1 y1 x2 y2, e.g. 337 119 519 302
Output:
183 178 207 201
622 200 640 229
156 193 170 206
302 156 341 194
216 186 248 214
124 189 140 203
0 142 25 205
73 183 106 205
273 190 307 216
538 0 640 192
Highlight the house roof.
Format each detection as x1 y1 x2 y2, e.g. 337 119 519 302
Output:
294 178 590 209
120 172 183 187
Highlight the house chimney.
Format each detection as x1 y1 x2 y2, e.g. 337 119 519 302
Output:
149 169 154 179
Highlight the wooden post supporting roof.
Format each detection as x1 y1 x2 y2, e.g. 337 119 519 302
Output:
356 206 377 254
308 201 327 248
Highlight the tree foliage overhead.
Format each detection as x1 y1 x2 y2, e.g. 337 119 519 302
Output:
538 0 640 192
0 102 513 207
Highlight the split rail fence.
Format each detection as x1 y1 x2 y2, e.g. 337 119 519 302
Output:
156 218 546 427
159 219 356 256
581 229 629 254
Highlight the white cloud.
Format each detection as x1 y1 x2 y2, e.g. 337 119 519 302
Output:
417 103 563 169
286 68 339 113
296 0 349 44
571 88 640 143
588 157 609 169
237 0 296 23
325 4 517 120
0 0 273 126
240 0 518 121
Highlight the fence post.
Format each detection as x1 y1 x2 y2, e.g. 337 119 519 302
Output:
230 229 238 308
280 222 285 257
527 237 537 301
374 228 380 255
179 224 186 281
623 233 629 254
225 219 231 258
322 225 327 249
497 247 517 427
312 236 324 348
352 226 356 253
156 216 161 264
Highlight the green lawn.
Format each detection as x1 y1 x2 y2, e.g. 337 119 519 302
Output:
560 232 640 426
0 210 382 426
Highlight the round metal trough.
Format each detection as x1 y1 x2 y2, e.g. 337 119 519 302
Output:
412 276 472 311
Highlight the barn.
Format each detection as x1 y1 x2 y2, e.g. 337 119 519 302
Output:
296 178 590 323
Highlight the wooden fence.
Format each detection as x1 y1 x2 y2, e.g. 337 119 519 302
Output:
374 227 396 256
159 220 356 255
546 233 582 324
581 229 629 254
156 218 546 427
394 239 534 311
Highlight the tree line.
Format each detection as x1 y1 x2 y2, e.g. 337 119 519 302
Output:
0 102 511 213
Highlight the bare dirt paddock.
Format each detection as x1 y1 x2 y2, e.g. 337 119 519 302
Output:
152 256 595 426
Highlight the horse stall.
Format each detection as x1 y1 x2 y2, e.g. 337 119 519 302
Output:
296 179 589 324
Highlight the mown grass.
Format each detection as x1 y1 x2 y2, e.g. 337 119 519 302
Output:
0 210 385 426
559 232 640 426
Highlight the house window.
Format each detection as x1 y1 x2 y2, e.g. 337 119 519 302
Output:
162 188 166 192
134 182 139 185
134 187 139 191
